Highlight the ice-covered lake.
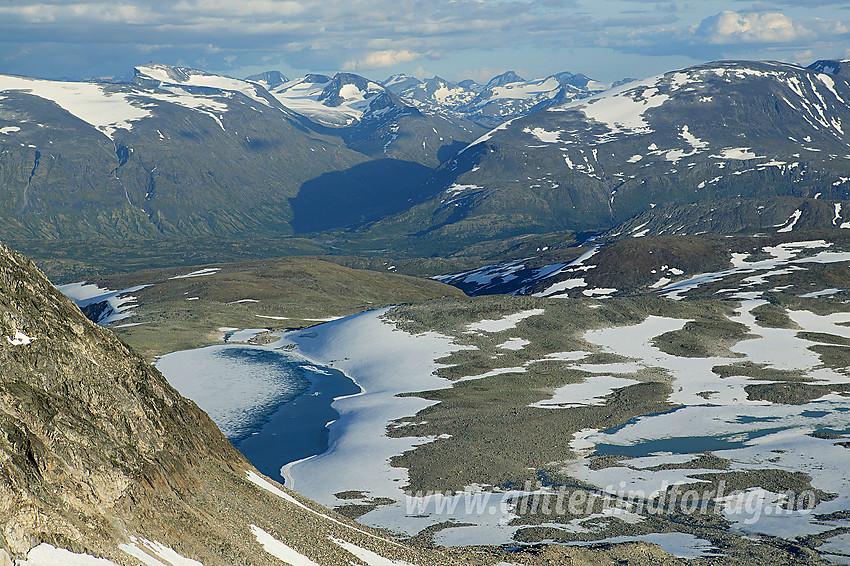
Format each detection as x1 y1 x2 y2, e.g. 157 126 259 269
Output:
155 344 359 481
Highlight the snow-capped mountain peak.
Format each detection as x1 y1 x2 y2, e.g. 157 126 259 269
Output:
133 63 276 108
484 70 526 89
267 72 398 127
245 70 289 90
385 70 600 127
382 73 422 93
390 69 610 128
318 73 385 108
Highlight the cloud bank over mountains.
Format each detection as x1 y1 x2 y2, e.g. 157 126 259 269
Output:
0 0 847 82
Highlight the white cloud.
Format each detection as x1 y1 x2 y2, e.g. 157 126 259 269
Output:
462 67 508 83
343 49 422 71
0 2 158 24
694 11 810 44
0 0 848 83
173 0 306 17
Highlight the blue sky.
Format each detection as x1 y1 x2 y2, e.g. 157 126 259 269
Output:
1 0 848 84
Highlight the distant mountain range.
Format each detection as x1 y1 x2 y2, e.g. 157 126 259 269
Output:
0 63 479 240
0 63 601 244
2 59 850 262
383 70 610 128
352 59 850 255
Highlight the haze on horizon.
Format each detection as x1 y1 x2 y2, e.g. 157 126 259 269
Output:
1 0 848 85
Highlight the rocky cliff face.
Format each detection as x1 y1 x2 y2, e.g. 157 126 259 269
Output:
0 242 466 565
0 239 242 559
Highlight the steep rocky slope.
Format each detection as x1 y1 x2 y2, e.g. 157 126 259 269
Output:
0 242 468 565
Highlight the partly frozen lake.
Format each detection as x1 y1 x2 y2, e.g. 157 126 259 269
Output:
155 344 359 481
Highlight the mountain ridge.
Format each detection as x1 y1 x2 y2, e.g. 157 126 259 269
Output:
347 58 850 255
382 68 608 129
0 63 478 243
4 58 850 265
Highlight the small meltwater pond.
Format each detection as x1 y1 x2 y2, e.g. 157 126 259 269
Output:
155 344 359 482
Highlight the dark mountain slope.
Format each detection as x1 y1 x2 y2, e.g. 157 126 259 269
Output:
356 60 850 254
0 71 369 240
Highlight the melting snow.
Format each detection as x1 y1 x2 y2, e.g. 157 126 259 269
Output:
467 309 545 333
555 75 669 137
800 288 841 298
144 88 229 131
119 537 203 566
331 538 419 566
711 147 765 160
455 366 527 383
168 268 221 279
582 288 617 296
531 376 640 409
18 545 120 566
523 127 562 143
661 240 847 300
246 470 409 551
776 209 802 233
58 281 150 325
543 351 592 362
6 330 34 346
0 75 150 139
272 309 476 530
444 183 480 197
252 525 320 566
558 300 850 549
534 277 588 297
496 337 531 350
136 64 272 108
225 328 269 343
460 118 519 154
568 533 718 560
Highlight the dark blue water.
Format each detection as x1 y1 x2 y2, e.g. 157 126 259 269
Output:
801 410 830 418
594 427 791 458
233 361 360 482
735 415 782 424
600 406 686 436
